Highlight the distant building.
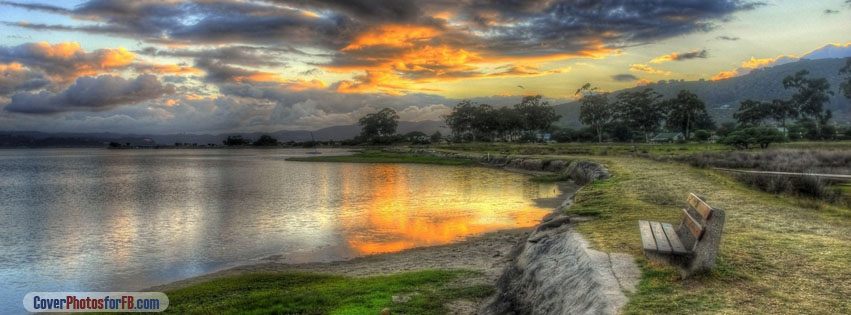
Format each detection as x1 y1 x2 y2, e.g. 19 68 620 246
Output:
651 132 685 143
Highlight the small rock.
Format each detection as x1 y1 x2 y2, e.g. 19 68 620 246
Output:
381 307 391 315
392 295 411 303
493 251 501 257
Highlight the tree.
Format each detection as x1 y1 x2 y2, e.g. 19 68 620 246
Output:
720 127 785 149
693 129 711 142
576 83 612 143
767 99 797 132
471 104 498 141
840 58 851 100
223 135 249 146
359 108 399 141
716 122 737 138
782 70 833 129
443 100 478 140
252 135 278 146
614 88 665 142
514 95 561 140
733 99 770 127
610 124 633 142
664 90 711 140
430 131 442 143
495 106 523 142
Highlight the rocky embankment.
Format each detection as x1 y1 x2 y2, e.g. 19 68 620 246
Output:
394 148 610 185
391 148 638 315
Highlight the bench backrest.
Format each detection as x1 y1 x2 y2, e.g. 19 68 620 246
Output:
678 193 716 250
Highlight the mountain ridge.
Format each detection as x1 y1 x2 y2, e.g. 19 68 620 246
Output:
554 57 851 128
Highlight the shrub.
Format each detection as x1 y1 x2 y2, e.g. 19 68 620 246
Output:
693 129 711 142
720 127 785 149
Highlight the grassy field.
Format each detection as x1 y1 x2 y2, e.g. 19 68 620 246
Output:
562 155 851 314
164 270 492 314
287 150 473 165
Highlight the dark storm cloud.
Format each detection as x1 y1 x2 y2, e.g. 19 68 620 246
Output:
0 63 49 95
137 46 292 67
611 74 639 82
0 1 71 14
651 49 708 63
4 74 173 114
1 0 354 47
194 58 264 83
2 0 763 58
278 0 423 22
674 50 708 60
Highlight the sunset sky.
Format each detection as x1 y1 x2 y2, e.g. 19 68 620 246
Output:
0 0 850 134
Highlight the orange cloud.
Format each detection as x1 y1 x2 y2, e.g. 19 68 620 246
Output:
14 42 137 83
229 70 327 91
710 70 736 81
327 25 613 94
336 70 412 95
0 62 25 72
343 25 441 51
711 55 798 81
635 79 653 86
629 63 671 75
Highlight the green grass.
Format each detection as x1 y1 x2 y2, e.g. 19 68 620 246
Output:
560 155 851 314
435 142 732 158
529 173 572 182
435 140 851 158
164 270 493 315
287 150 473 165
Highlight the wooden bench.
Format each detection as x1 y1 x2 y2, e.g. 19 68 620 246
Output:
638 193 726 277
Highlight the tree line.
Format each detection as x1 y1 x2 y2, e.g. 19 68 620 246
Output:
442 95 561 142
351 58 851 147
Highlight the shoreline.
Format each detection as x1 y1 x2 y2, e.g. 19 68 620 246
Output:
149 151 637 314
149 180 581 292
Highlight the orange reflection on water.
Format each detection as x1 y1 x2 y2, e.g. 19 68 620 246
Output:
338 164 556 255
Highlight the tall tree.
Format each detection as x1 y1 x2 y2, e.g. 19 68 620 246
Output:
664 90 711 140
514 95 561 139
614 88 664 142
767 99 797 132
576 83 612 143
358 108 399 141
443 100 478 140
495 106 522 141
840 58 851 100
782 70 833 126
733 99 770 127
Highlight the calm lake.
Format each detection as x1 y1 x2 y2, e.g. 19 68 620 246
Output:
0 148 563 312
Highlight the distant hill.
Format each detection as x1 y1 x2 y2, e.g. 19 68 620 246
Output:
554 58 851 128
0 120 449 147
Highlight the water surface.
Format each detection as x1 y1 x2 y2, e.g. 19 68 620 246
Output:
0 148 562 312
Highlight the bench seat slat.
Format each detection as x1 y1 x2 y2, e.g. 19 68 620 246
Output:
638 220 657 252
650 221 672 254
681 208 705 240
661 222 689 255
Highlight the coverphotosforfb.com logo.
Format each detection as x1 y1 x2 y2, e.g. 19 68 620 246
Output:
24 292 169 312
